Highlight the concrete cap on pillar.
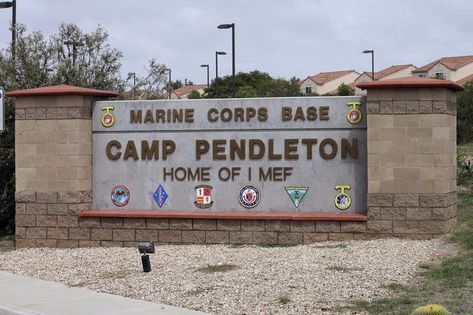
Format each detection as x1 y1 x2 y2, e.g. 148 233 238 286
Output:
6 84 119 97
356 76 464 92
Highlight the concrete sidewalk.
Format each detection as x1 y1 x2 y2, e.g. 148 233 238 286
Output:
0 271 206 315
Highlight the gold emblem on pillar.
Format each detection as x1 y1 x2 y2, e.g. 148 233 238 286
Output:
101 106 115 128
334 185 352 210
346 101 362 124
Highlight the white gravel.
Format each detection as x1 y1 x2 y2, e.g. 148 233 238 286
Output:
0 238 452 314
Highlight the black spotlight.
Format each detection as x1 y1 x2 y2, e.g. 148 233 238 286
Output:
138 241 155 272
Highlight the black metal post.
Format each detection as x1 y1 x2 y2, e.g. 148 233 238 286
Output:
215 52 218 79
167 69 172 99
11 0 15 64
141 254 151 272
231 23 235 97
200 64 209 90
131 72 136 100
371 51 375 82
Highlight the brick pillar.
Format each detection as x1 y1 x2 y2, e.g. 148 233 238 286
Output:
358 78 462 239
8 85 117 248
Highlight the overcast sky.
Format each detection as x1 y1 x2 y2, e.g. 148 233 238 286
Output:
0 0 472 84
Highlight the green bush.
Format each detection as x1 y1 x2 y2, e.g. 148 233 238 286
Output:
458 82 473 143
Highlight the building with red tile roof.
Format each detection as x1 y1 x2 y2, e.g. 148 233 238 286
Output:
354 64 417 95
171 84 207 99
299 70 359 95
412 55 473 82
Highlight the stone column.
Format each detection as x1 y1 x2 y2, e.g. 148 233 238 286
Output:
358 78 461 238
8 85 117 248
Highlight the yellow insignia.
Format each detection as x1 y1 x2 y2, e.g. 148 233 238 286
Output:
334 185 352 210
101 106 115 128
346 101 362 124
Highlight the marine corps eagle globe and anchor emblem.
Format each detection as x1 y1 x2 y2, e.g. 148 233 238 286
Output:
346 101 362 125
239 185 261 209
101 106 115 127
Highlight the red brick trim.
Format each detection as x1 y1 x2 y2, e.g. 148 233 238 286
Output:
356 77 464 91
7 84 118 97
79 210 367 221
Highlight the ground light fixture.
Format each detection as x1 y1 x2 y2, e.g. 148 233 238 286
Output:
217 23 235 97
138 241 155 272
362 49 375 81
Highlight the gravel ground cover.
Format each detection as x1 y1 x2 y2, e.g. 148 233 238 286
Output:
0 239 450 314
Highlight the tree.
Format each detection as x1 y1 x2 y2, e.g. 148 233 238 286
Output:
187 90 201 99
0 23 129 236
124 58 168 100
457 82 473 143
206 70 301 98
336 83 354 96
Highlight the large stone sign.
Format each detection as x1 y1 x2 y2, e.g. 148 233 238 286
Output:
92 97 367 213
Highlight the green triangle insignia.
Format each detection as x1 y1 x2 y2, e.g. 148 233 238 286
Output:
285 187 308 208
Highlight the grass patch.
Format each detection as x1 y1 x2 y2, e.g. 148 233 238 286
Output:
382 282 407 292
343 191 473 314
196 263 238 273
278 295 292 305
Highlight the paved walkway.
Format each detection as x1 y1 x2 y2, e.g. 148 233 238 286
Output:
0 271 206 315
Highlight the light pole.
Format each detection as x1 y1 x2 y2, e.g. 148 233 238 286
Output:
217 23 235 97
129 72 136 100
0 0 16 64
166 68 172 99
362 50 375 81
215 51 226 79
200 64 210 91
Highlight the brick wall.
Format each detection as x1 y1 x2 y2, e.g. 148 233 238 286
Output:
366 87 457 237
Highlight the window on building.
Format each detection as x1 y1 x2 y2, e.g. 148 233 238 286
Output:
418 74 427 78
435 72 445 80
305 86 312 95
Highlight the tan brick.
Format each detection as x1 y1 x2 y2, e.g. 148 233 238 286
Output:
26 227 47 239
47 227 68 239
26 132 46 144
36 215 57 227
420 141 449 154
380 155 405 167
392 220 447 234
79 241 100 248
26 203 47 215
368 194 393 207
16 214 36 227
264 220 290 232
123 218 146 229
57 191 92 203
367 220 392 233
217 220 241 231
406 154 433 167
393 140 420 154
182 231 206 243
147 218 169 229
407 127 433 139
419 100 432 113
15 108 26 120
16 191 36 203
379 101 393 114
134 229 158 241
159 230 182 243
16 239 38 248
90 228 113 241
16 227 27 239
36 192 58 203
240 220 265 231
68 203 91 214
36 239 58 247
433 101 448 113
367 101 380 114
393 194 419 207
316 221 341 232
112 229 135 241
367 207 381 220
379 128 405 140
69 228 90 240
46 204 69 215
432 205 456 220
16 203 26 215
419 114 449 127
341 222 367 233
101 218 123 228
100 241 123 247
393 168 420 181
229 231 253 244
368 127 379 141
46 108 68 119
368 154 379 167
329 233 375 241
79 217 101 227
381 207 406 220
278 232 303 245
123 242 138 248
392 100 408 113
170 219 193 230
368 167 394 181
377 180 434 194
406 101 419 113
368 115 393 128
290 221 315 232
433 154 455 167
56 240 79 248
205 231 229 244
420 193 455 207
192 219 216 230
252 232 278 244
57 215 78 227
406 208 432 220
303 233 328 243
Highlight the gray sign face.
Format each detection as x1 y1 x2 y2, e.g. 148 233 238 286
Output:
92 96 367 214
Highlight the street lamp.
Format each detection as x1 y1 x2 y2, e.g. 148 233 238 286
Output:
200 64 210 91
362 50 375 81
215 51 226 79
129 72 136 100
165 68 172 99
217 23 235 97
0 0 16 64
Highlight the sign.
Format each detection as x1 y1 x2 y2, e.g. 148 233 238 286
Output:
0 88 4 132
92 97 367 213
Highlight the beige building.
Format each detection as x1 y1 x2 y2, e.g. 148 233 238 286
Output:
355 64 417 94
299 70 359 95
171 84 207 99
412 55 473 85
